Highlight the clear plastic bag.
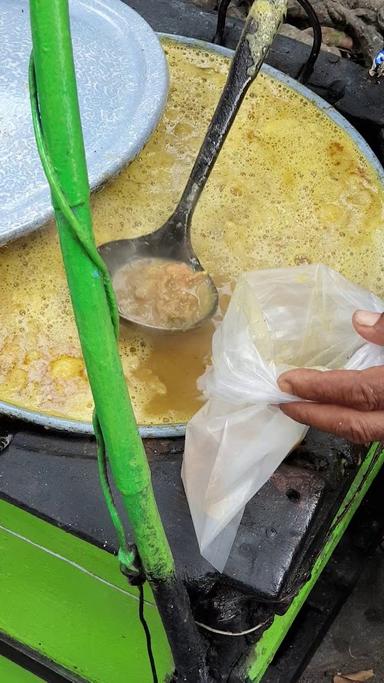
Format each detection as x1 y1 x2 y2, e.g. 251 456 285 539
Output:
182 264 384 571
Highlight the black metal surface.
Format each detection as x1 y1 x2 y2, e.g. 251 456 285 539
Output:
0 422 358 604
0 634 87 683
0 641 68 682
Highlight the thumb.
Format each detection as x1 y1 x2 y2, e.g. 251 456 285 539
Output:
353 310 384 345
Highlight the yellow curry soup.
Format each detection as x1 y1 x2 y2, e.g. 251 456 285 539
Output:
1 40 383 426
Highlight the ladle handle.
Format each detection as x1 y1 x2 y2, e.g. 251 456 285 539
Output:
175 0 286 232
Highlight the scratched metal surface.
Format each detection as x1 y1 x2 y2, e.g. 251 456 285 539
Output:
0 0 168 246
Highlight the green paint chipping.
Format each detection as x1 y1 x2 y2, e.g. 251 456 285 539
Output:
246 0 287 77
28 0 174 581
0 500 173 682
246 443 384 682
0 655 42 682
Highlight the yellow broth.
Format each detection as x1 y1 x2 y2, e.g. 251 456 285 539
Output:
1 39 383 426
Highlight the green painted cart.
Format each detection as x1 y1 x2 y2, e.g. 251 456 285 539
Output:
0 1 383 681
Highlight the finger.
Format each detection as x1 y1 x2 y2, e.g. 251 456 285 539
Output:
353 310 384 346
280 402 384 444
278 366 384 411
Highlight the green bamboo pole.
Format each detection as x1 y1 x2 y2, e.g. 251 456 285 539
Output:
29 0 171 583
28 2 207 679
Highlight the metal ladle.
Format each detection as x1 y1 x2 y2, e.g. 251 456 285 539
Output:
99 0 287 332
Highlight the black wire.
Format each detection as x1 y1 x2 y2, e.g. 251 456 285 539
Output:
213 0 231 44
138 584 159 683
213 0 322 85
295 0 322 84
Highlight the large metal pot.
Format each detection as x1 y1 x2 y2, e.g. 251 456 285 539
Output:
1 34 383 438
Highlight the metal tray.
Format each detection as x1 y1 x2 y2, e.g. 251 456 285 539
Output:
0 0 168 246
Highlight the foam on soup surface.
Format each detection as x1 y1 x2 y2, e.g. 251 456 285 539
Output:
1 39 383 426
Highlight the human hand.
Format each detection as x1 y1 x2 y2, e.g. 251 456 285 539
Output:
278 311 384 444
